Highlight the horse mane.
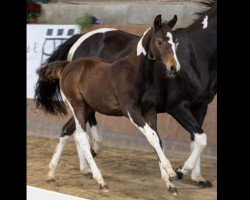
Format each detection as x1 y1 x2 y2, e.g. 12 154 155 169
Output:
196 0 217 16
189 0 217 27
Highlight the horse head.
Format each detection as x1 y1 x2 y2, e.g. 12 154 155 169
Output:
150 14 181 77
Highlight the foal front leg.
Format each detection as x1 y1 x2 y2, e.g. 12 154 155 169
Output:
144 109 179 195
127 107 178 195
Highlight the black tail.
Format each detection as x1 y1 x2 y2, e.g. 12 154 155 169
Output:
34 34 82 116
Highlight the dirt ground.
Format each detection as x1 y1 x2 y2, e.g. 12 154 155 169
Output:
27 136 217 200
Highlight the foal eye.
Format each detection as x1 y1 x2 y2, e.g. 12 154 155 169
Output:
157 41 163 45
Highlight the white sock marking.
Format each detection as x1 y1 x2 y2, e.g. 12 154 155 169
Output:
202 15 208 29
190 141 205 182
63 92 105 185
166 32 181 71
73 131 89 172
180 133 207 174
48 135 70 178
137 27 151 56
67 28 117 61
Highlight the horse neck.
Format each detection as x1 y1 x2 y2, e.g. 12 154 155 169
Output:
126 28 153 72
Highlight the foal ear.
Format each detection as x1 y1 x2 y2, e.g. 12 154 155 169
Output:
167 15 178 28
154 14 162 31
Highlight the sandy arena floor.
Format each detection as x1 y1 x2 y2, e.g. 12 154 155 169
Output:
27 136 216 200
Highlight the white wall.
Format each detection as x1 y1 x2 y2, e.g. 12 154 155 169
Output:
26 24 80 99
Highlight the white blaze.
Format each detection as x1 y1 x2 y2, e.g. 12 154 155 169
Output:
67 28 117 61
166 32 181 71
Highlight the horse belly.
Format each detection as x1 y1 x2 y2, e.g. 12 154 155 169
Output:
84 90 122 116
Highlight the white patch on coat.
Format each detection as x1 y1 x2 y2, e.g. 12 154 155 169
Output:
166 32 181 71
67 28 117 61
202 15 208 29
137 27 151 56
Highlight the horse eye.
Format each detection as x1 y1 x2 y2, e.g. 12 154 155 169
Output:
157 41 162 45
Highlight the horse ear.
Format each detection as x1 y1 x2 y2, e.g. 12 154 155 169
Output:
154 14 162 31
167 15 177 28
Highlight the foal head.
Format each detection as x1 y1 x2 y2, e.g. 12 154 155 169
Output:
150 15 180 77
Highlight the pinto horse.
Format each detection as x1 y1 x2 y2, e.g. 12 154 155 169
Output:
36 15 181 194
35 0 216 192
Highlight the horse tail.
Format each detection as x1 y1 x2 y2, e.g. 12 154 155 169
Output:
39 60 69 80
34 34 82 116
35 61 69 116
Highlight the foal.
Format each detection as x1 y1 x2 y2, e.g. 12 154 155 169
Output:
38 15 180 194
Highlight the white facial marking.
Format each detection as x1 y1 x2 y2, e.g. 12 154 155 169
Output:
202 15 208 29
67 28 117 61
166 32 181 71
137 27 151 56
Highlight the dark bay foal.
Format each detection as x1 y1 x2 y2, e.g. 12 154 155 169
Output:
37 15 181 194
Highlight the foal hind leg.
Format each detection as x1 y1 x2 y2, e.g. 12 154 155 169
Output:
66 98 108 192
126 106 178 195
144 108 178 195
60 117 92 177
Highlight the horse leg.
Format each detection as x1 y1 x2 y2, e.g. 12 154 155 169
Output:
66 99 108 192
144 108 178 195
170 103 210 187
64 117 93 177
190 104 212 187
87 113 102 157
126 106 178 195
47 134 71 182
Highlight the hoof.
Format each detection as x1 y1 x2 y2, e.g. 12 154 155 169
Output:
47 178 55 183
199 180 213 188
169 175 179 185
91 148 97 158
84 172 93 178
175 167 183 180
100 184 109 193
169 187 178 196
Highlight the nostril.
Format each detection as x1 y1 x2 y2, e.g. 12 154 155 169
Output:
170 66 176 73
